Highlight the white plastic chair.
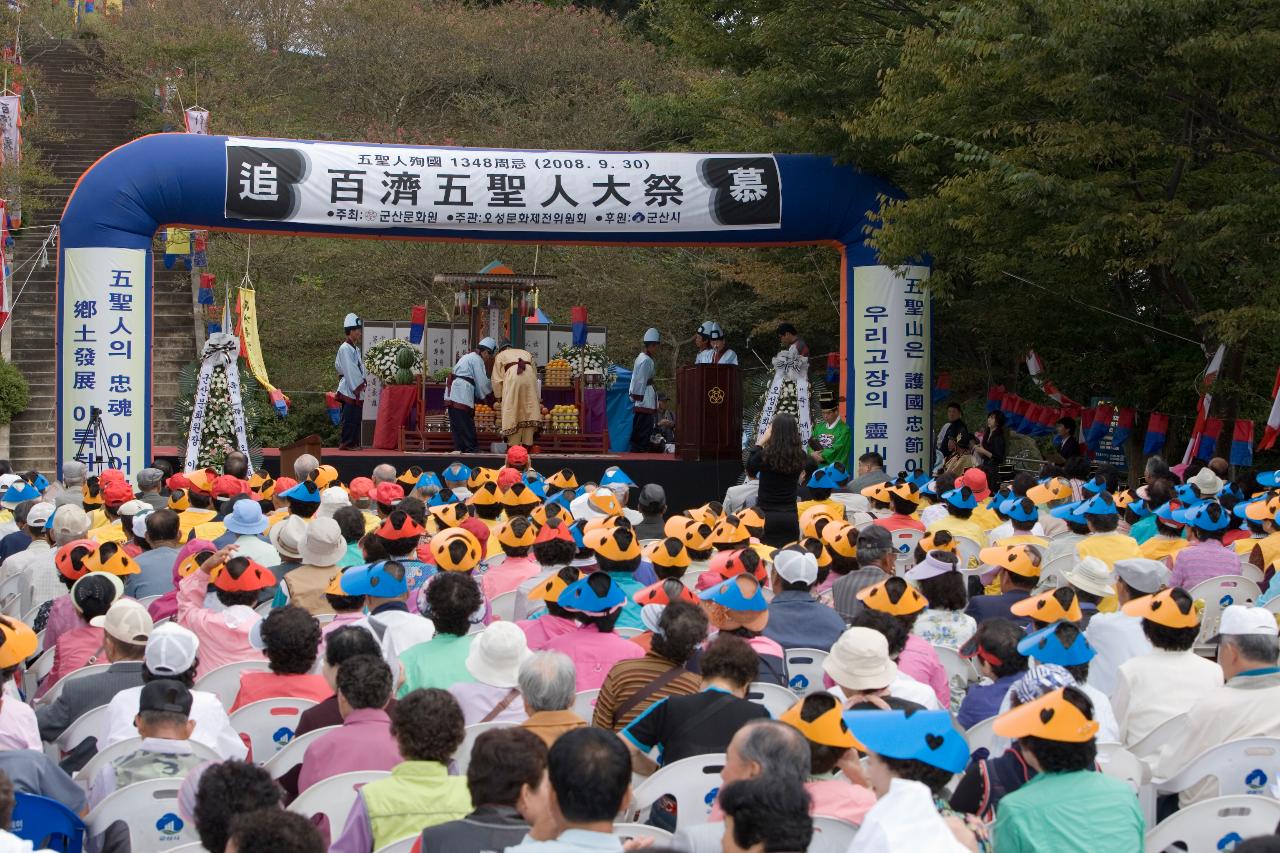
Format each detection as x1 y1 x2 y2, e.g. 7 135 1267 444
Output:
228 697 318 761
74 737 220 783
135 594 163 608
1130 713 1188 763
1036 554 1074 590
784 647 828 696
22 646 55 700
1154 736 1280 799
573 689 600 722
36 663 110 707
1264 596 1280 615
628 752 726 828
1097 742 1152 824
681 570 707 590
262 725 340 781
614 823 674 843
1189 575 1261 654
452 721 515 775
1238 552 1265 584
85 778 200 848
255 600 273 617
809 816 859 853
934 645 978 689
373 837 418 853
287 769 390 830
891 528 924 574
0 571 28 619
615 627 645 640
490 590 518 622
1145 794 1280 853
964 718 1001 758
747 681 799 717
192 659 271 709
952 536 983 574
54 702 113 754
315 613 337 625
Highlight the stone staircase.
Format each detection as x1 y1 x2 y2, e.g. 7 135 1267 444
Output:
4 39 197 474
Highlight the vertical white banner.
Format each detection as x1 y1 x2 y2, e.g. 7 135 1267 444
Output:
360 321 396 423
0 95 19 166
59 247 150 476
852 265 931 474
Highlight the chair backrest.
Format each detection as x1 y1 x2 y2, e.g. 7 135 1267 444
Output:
229 696 318 760
1096 742 1146 794
965 718 1001 758
933 645 978 691
84 778 199 848
614 823 674 843
262 725 341 780
1238 552 1265 584
24 646 56 700
287 770 391 831
135 594 163 608
1130 713 1189 762
891 529 924 573
255 600 274 617
11 792 85 853
572 689 600 722
614 627 645 639
1037 553 1074 589
0 571 28 619
680 570 707 590
452 721 516 775
952 536 983 573
316 612 338 625
192 659 272 709
372 837 419 853
1145 795 1280 853
1189 576 1261 653
1265 596 1280 615
809 816 859 853
1156 737 1280 798
629 752 726 829
36 664 111 708
73 738 221 784
56 702 114 754
490 590 518 622
747 681 799 717
784 647 829 697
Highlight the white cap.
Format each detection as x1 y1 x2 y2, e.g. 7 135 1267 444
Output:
92 598 154 645
146 622 201 676
343 313 362 329
0 474 20 490
773 546 818 586
465 622 531 688
25 502 55 527
117 499 150 517
300 517 348 567
316 487 352 519
643 328 661 344
477 337 498 352
132 509 154 539
51 505 90 540
1218 605 1279 639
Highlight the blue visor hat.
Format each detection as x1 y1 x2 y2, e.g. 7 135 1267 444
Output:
698 576 768 612
557 575 626 614
428 489 460 507
600 466 636 488
999 496 1039 523
1258 471 1280 488
808 465 849 490
1171 501 1232 532
1074 493 1118 518
1173 484 1206 507
415 471 443 492
905 472 931 492
30 474 49 493
1017 621 1097 667
1 482 41 506
1049 500 1083 520
523 479 548 500
844 709 969 774
442 462 472 484
280 481 321 504
339 561 408 598
1081 476 1109 496
941 487 978 510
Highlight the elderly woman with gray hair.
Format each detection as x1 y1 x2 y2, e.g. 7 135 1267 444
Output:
517 651 588 747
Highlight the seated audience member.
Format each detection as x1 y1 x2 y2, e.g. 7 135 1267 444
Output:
36 599 151 744
693 572 786 685
544 573 645 691
417 727 550 853
673 719 812 853
281 517 349 615
339 560 435 672
293 626 386 736
992 686 1144 851
908 548 976 652
846 612 941 710
507 727 633 852
231 605 331 712
956 619 1030 729
88 680 205 809
297 655 401 795
100 622 248 759
0 743 87 817
482 517 541 599
925 484 988 546
1084 557 1164 695
593 600 706 732
147 538 216 624
1011 587 1082 632
320 568 371 637
719 778 814 853
966 545 1040 624
128 509 185 598
1061 556 1114 627
518 567 582 650
832 525 895 622
0 618 40 752
451 622 531 725
1157 605 1280 807
1169 501 1240 589
519 651 589 747
193 761 285 853
399 572 483 694
226 809 325 853
332 688 472 853
779 695 876 825
37 571 123 697
178 549 269 677
951 664 1074 821
1112 587 1223 747
0 770 60 851
1014 620 1117 741
857 576 949 707
1073 493 1140 569
621 634 769 776
845 708 984 852
762 544 847 652
514 518 578 621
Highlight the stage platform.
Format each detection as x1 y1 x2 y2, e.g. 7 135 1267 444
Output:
153 447 744 513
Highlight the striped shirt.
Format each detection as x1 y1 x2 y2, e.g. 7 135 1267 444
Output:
591 651 702 731
1169 539 1240 590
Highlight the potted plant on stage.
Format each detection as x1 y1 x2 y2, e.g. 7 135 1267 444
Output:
364 338 424 450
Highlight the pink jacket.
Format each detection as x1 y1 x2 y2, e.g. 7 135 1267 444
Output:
177 565 265 678
481 555 542 601
37 625 107 698
899 633 950 708
545 624 645 691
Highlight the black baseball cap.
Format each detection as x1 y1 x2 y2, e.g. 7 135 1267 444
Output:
139 679 193 716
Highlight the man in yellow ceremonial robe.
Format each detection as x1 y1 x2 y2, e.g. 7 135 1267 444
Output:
492 341 542 449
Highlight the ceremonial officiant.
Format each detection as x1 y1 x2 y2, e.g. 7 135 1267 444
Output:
492 341 541 450
446 336 496 453
335 313 367 451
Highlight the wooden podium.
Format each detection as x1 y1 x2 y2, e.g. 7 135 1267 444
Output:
676 364 742 461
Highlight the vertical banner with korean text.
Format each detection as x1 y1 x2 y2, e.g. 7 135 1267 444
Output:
851 265 931 474
58 247 150 476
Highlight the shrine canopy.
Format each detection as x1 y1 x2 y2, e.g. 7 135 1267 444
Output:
57 133 928 476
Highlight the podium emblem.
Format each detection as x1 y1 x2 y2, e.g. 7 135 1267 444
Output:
708 386 726 405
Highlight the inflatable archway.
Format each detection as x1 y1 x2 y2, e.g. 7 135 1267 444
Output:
57 134 930 475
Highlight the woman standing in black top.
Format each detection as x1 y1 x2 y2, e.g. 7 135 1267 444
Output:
748 413 808 547
974 410 1008 487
